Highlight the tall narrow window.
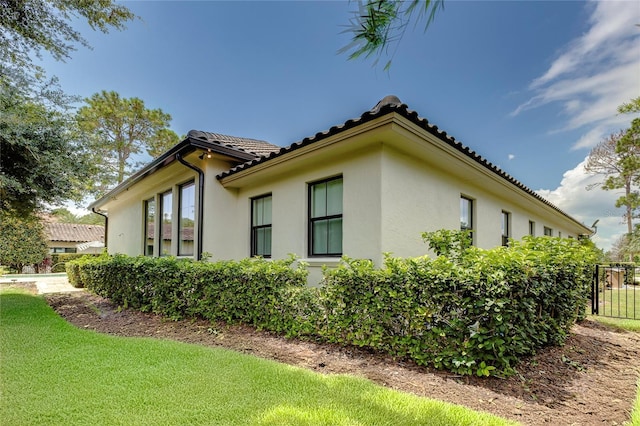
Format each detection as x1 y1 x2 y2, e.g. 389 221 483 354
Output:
251 194 272 257
460 196 474 237
160 190 173 256
178 181 195 256
309 177 343 256
529 220 536 236
544 226 553 236
501 211 511 246
144 198 155 256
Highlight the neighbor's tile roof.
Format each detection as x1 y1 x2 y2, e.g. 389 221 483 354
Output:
146 223 193 241
46 223 105 243
186 131 280 157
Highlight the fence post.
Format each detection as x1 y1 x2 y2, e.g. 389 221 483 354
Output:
592 264 599 315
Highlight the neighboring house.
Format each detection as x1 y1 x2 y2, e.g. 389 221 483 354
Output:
46 222 105 254
89 96 593 284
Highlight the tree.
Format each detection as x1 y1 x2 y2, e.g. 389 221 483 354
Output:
586 97 640 261
0 214 48 273
0 83 94 217
341 0 444 69
585 130 640 237
0 0 134 101
76 91 180 193
605 234 628 262
0 1 134 220
49 207 105 225
147 128 182 159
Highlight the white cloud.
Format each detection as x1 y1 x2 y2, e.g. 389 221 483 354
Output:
571 125 606 151
508 154 515 161
515 1 639 252
536 157 626 251
512 1 640 149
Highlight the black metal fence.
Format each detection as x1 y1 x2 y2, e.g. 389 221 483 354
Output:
592 264 639 320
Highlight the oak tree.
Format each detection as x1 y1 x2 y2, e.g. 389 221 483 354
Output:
0 83 94 216
0 0 134 101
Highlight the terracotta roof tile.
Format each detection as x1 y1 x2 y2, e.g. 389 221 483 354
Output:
46 223 105 243
187 131 280 157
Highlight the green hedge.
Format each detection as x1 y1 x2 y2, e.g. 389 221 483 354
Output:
52 253 100 273
67 254 311 328
68 235 596 376
315 236 596 376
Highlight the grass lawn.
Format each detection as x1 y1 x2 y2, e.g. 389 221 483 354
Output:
0 290 515 426
596 288 640 320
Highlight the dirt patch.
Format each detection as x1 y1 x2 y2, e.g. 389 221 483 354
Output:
46 291 640 425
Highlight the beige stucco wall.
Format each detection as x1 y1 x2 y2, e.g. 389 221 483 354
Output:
378 138 583 259
227 144 383 285
104 159 199 257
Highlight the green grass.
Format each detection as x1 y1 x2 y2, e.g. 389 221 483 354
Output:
0 290 515 426
630 380 640 426
596 288 640 320
589 315 640 332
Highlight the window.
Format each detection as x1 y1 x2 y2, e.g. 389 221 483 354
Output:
544 226 553 236
51 247 77 254
178 182 195 256
144 198 156 256
251 194 272 257
309 177 343 256
529 220 536 236
501 211 511 246
460 196 474 237
160 190 173 256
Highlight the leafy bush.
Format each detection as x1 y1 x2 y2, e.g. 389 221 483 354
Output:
0 214 48 272
67 255 310 328
69 232 596 377
51 253 100 273
316 234 596 375
65 254 103 288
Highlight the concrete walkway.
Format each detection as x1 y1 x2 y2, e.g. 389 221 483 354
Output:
0 274 83 294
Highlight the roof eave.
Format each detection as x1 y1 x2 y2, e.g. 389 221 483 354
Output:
88 137 257 211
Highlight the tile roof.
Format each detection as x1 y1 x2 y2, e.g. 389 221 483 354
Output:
46 223 105 243
187 130 280 157
217 95 590 232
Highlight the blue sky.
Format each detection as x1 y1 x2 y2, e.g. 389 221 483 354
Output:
44 1 640 251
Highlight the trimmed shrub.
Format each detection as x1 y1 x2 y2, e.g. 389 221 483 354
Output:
65 254 102 288
69 233 596 376
52 253 100 273
316 235 596 376
67 255 310 328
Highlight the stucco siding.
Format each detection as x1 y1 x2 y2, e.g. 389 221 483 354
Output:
105 198 143 255
103 160 199 257
228 145 383 284
378 141 585 255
